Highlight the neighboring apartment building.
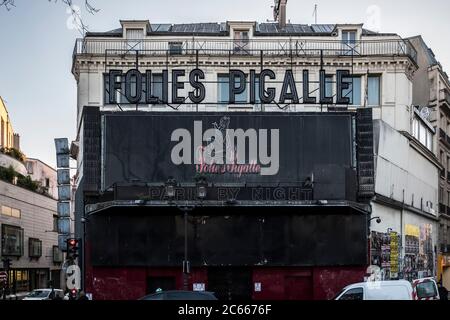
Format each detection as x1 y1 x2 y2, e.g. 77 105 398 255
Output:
0 101 62 295
409 35 450 289
0 96 19 150
70 5 439 299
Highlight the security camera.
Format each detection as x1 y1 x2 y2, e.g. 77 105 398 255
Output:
376 218 381 224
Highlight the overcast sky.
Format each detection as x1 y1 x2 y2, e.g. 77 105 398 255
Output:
0 0 449 167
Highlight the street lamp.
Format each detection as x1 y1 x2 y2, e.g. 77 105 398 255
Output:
196 177 208 200
178 206 193 291
368 216 381 224
165 178 177 200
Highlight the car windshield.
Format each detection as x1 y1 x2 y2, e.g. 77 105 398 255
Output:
27 290 50 298
416 281 437 299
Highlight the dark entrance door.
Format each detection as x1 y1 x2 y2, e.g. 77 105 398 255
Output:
146 276 176 295
207 267 252 300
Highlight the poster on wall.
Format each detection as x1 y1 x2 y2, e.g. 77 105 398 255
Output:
389 231 400 279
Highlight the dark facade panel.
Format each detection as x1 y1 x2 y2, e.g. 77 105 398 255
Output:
87 207 368 267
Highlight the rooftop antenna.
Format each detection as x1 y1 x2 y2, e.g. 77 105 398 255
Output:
313 4 318 24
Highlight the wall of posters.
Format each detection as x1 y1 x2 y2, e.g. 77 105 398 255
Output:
371 231 399 280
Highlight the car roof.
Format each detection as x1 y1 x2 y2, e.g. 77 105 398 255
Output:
344 280 412 290
33 288 63 291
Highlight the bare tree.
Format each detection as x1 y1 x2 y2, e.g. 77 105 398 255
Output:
0 0 99 35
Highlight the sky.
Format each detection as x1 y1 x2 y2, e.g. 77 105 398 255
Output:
1 0 450 167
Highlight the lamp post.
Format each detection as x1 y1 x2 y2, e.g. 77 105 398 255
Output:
179 206 193 291
169 177 207 291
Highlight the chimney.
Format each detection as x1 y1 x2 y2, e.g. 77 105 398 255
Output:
13 133 20 151
274 0 288 29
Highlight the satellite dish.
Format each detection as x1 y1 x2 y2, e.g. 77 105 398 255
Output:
419 106 431 120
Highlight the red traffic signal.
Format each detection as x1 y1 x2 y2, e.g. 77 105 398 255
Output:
70 288 78 299
66 238 80 260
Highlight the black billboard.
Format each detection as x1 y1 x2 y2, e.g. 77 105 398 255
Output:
88 206 368 267
102 112 357 201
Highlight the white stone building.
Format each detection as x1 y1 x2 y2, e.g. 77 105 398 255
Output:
71 12 439 282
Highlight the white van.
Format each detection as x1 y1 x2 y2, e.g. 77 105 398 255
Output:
334 278 440 300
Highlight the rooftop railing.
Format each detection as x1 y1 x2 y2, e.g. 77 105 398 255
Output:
73 38 417 62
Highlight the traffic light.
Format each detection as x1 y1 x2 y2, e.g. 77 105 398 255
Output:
1 258 11 270
70 288 78 300
66 238 80 261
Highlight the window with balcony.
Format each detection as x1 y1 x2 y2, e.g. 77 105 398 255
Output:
342 30 357 55
125 28 144 50
1 224 24 257
234 30 249 53
28 238 42 258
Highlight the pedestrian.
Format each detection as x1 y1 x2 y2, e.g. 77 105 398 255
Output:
438 281 448 301
77 291 89 301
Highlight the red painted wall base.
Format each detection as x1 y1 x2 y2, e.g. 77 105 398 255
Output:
85 266 366 300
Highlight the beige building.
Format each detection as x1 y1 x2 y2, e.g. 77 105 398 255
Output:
0 96 19 150
0 98 61 295
409 35 450 288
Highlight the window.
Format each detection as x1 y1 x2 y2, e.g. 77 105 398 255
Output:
152 74 164 102
53 215 58 232
169 42 183 55
11 208 21 219
53 246 63 264
2 206 21 219
125 28 144 50
342 76 361 105
325 75 334 99
217 74 249 104
342 30 357 54
342 31 357 45
28 238 42 258
1 224 24 257
45 178 50 188
368 76 381 106
234 30 249 52
339 287 363 300
2 205 12 216
104 74 147 104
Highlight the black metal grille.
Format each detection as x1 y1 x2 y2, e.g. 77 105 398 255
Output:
356 108 375 201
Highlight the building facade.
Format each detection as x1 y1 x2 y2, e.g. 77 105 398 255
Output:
0 102 62 295
71 14 439 299
409 35 450 289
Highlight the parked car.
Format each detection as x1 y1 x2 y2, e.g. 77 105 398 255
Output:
139 290 218 300
23 289 64 301
334 278 440 300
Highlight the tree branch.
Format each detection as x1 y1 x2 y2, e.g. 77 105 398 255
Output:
1 0 99 35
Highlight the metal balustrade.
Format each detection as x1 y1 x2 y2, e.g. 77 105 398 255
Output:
73 38 417 62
